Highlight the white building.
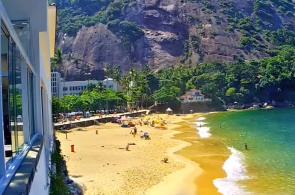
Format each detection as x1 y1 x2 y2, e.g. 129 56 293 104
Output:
51 72 61 97
179 89 207 103
51 72 119 98
0 1 56 195
60 80 100 96
103 78 118 91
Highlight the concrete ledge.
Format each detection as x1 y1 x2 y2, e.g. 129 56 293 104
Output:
3 136 43 195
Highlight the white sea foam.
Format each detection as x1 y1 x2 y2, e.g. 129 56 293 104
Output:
213 147 248 195
196 126 211 138
194 122 211 138
197 117 206 121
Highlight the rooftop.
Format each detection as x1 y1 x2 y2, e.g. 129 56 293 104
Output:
180 94 195 98
188 89 200 92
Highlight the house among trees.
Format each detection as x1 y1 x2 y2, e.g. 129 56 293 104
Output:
179 89 207 103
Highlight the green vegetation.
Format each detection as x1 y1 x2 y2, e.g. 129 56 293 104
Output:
53 43 295 113
50 139 70 195
50 0 295 110
52 0 143 44
107 20 144 45
52 87 125 114
155 45 295 106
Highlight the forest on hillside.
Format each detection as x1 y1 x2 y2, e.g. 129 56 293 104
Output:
52 45 295 113
50 0 295 111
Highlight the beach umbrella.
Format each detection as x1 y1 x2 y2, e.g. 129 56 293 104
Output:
166 108 173 115
166 108 172 112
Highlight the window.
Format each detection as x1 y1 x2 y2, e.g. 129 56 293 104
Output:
28 68 35 138
1 25 25 165
189 98 194 100
63 87 68 91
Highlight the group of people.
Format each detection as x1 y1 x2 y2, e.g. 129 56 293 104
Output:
129 126 150 140
140 117 167 127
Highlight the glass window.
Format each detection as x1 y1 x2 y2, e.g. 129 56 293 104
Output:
28 68 35 137
2 25 14 163
15 47 23 152
1 24 24 165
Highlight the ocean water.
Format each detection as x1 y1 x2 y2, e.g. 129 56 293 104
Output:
194 108 295 195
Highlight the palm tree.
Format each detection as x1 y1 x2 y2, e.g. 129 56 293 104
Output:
121 75 130 91
50 49 63 71
141 93 149 108
103 64 112 78
96 82 105 93
129 68 137 81
112 65 121 84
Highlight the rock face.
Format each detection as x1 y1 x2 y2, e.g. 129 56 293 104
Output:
56 24 142 80
56 0 295 79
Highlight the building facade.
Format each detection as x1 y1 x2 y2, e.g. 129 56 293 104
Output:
179 89 207 103
0 1 56 194
51 72 119 98
51 72 61 97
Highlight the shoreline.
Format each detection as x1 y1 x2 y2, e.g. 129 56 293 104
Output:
56 114 203 195
173 116 229 195
145 115 203 195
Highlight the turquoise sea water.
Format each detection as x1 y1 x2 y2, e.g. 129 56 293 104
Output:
195 108 295 195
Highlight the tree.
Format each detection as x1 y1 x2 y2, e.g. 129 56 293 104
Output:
103 64 112 78
96 82 105 92
51 49 63 71
153 85 181 103
226 87 236 97
59 95 79 112
112 65 121 84
52 96 61 114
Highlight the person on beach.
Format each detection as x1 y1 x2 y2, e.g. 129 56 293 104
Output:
141 131 150 140
245 143 248 150
151 121 155 127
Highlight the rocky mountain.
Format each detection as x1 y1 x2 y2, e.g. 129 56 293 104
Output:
53 0 295 80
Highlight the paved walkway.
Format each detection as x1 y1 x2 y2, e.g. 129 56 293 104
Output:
54 110 149 127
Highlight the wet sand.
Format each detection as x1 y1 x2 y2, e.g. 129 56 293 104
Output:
173 120 230 195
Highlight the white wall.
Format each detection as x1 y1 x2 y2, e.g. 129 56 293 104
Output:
29 147 49 195
102 79 118 91
60 80 98 97
57 79 119 97
0 1 53 194
180 96 205 103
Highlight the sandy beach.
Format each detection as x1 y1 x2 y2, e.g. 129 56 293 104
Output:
56 114 202 195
